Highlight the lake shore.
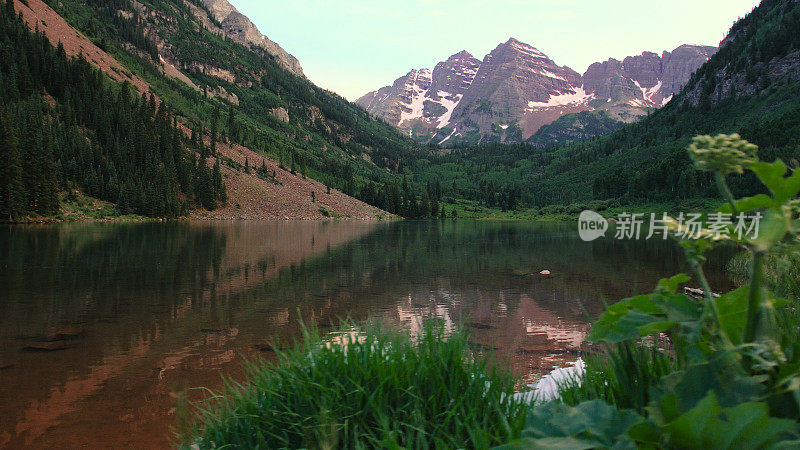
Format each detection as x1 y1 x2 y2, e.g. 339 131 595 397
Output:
2 195 725 224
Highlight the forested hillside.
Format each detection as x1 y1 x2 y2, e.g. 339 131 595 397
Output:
0 0 452 221
37 0 441 217
410 0 800 210
0 0 224 220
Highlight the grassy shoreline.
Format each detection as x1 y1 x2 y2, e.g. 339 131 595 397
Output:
443 198 724 221
5 187 727 224
184 321 527 449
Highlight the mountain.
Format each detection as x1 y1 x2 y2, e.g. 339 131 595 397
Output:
2 0 428 220
581 44 717 114
357 39 716 147
408 0 800 209
200 0 304 77
526 110 627 149
356 51 481 142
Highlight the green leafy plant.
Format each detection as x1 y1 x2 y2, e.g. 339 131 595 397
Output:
511 134 800 448
496 400 644 449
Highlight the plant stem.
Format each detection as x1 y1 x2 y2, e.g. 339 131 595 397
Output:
692 261 733 349
692 263 715 304
715 172 739 215
743 250 764 343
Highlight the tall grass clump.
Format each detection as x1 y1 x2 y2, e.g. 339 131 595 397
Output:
557 341 677 412
188 320 527 449
728 242 800 301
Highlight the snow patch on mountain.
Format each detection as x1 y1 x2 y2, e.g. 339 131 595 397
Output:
398 70 431 125
645 80 663 102
438 127 457 145
509 40 547 59
436 92 463 128
632 79 664 106
533 69 568 81
527 86 594 109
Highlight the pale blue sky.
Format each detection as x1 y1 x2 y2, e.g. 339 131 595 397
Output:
232 0 761 100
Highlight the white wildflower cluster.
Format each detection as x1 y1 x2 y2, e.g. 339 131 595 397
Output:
688 134 758 175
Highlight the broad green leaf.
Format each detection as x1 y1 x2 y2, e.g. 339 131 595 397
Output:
751 160 800 204
588 298 667 343
656 274 691 294
750 209 790 252
589 276 694 343
658 359 765 416
637 320 679 336
625 421 661 445
664 391 719 448
718 194 777 214
714 286 749 345
497 400 644 450
665 392 798 449
659 294 704 324
626 294 665 315
709 401 797 449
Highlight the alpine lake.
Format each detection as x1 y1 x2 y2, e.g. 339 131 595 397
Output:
0 220 736 448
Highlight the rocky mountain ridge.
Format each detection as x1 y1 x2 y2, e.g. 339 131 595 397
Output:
200 0 304 77
357 38 716 146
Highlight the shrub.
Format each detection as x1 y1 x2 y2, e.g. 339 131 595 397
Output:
566 203 584 214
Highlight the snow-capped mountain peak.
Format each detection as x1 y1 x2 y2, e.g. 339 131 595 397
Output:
357 39 717 146
356 51 482 139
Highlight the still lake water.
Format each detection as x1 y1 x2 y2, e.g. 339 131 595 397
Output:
0 220 735 448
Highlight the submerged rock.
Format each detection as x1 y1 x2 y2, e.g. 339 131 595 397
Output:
252 343 292 352
467 341 500 351
49 326 85 341
467 322 496 330
22 341 71 352
516 346 578 355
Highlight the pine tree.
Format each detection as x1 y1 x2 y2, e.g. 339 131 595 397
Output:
227 103 236 143
0 108 24 219
37 122 59 215
212 159 226 204
195 158 215 210
22 114 59 215
210 105 219 154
